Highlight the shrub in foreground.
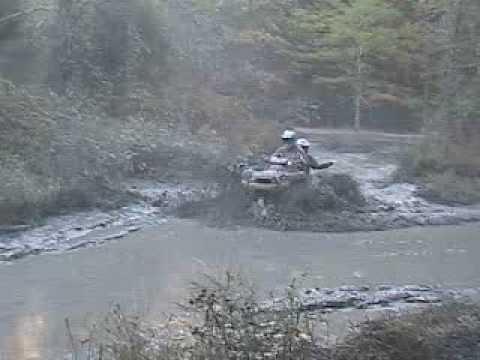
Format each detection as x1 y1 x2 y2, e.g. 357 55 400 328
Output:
79 273 316 360
74 274 480 360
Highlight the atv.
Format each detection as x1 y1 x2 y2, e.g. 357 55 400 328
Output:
240 155 309 194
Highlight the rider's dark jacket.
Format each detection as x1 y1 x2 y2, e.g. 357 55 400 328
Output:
272 144 307 171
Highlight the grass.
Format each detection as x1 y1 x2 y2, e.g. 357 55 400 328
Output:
398 136 480 205
420 171 480 205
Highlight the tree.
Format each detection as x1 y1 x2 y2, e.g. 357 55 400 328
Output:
314 0 419 130
48 0 168 102
228 0 422 130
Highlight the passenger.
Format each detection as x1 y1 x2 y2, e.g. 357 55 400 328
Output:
296 138 334 174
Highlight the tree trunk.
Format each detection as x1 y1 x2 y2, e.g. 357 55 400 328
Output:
354 93 361 131
354 46 363 132
421 75 430 133
438 0 462 135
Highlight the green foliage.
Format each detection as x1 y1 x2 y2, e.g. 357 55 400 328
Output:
217 0 425 129
317 0 420 88
327 0 404 51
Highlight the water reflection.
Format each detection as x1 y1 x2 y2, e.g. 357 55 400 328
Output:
2 314 47 360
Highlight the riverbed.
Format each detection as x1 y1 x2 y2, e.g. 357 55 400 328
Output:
2 128 480 262
1 220 480 359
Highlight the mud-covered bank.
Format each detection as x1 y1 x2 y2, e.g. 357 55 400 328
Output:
0 179 219 262
0 128 239 261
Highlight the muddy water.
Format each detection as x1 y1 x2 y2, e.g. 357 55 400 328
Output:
1 219 479 359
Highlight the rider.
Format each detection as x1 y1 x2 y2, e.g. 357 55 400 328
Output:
272 130 307 170
296 138 334 174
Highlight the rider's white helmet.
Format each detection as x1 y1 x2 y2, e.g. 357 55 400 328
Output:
281 129 296 140
297 138 310 148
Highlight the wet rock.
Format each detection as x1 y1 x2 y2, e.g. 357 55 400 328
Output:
378 204 395 212
269 285 480 314
103 230 130 241
0 225 32 233
0 247 29 261
405 295 442 303
338 285 370 292
67 241 95 251
300 288 370 310
402 285 433 292
152 198 166 208
377 284 395 291
374 290 411 303
72 215 114 231
127 226 142 232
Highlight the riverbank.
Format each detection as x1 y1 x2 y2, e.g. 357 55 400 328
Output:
3 128 480 262
0 179 219 261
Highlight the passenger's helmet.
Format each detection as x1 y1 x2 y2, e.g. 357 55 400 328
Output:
296 138 310 148
281 129 296 140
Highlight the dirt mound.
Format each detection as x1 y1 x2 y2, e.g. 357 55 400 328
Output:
177 172 366 231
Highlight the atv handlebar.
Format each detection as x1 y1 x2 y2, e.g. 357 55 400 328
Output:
315 161 335 170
